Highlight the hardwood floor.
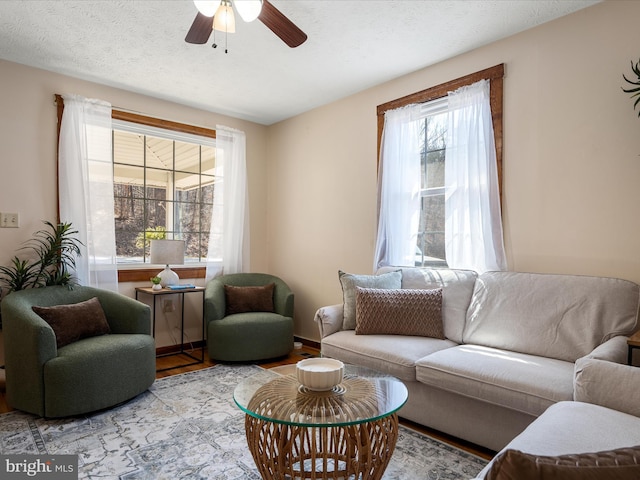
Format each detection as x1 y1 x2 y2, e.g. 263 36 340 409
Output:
0 344 494 461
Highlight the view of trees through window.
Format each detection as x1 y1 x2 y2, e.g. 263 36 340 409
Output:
112 127 217 264
417 110 447 267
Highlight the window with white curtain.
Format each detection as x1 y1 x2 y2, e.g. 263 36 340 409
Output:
112 120 218 264
375 64 505 273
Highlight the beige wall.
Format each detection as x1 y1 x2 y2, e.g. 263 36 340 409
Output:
268 0 640 341
0 60 269 347
2 1 640 347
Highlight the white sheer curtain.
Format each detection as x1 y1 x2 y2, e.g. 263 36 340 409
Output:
58 94 119 291
206 126 250 280
445 79 507 273
373 105 423 269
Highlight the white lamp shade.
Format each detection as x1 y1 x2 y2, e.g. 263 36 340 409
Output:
234 0 263 22
150 239 185 266
213 1 236 32
194 0 222 17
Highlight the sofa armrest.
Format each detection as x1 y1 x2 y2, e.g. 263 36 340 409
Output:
314 304 344 338
95 289 151 335
574 357 640 417
580 335 628 364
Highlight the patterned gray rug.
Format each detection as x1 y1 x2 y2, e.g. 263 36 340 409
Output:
0 365 486 479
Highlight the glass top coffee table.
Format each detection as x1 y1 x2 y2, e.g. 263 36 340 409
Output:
234 363 408 480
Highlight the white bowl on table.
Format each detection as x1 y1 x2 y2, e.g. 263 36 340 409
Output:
296 358 344 391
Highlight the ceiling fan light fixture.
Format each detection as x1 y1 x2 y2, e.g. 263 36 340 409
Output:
193 0 221 17
213 0 236 33
234 0 263 23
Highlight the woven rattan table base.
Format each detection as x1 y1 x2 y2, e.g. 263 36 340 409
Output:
244 413 399 480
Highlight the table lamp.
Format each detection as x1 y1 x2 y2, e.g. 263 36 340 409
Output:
150 239 185 287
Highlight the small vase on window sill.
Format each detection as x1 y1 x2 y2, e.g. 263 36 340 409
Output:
151 277 162 291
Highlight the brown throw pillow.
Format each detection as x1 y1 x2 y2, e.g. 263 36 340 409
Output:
32 297 111 348
224 283 275 315
486 446 640 480
355 287 445 338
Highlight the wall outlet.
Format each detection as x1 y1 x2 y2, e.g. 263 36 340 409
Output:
0 212 19 228
162 299 175 313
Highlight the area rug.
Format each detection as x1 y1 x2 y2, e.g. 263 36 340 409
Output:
0 365 487 479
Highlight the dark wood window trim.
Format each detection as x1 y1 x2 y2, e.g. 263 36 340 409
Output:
55 94 215 283
376 64 504 198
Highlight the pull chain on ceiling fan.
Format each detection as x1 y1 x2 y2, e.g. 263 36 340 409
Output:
185 0 307 49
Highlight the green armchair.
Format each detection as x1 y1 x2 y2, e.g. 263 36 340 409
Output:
205 273 294 362
1 286 156 417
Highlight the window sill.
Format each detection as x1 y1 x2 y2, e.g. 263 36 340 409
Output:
117 266 206 283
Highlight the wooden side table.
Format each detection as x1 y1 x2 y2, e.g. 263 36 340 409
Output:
135 286 205 371
627 331 640 365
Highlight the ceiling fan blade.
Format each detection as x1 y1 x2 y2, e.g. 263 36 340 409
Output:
185 12 213 44
258 0 307 48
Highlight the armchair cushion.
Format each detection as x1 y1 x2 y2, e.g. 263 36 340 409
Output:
224 283 275 315
32 297 111 348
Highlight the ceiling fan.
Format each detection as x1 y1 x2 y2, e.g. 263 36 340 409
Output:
185 0 307 48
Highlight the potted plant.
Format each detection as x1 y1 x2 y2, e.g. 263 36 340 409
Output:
0 221 83 324
150 276 162 290
622 58 640 117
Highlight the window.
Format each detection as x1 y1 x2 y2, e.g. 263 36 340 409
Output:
417 99 448 266
56 95 219 282
112 121 218 264
376 64 504 268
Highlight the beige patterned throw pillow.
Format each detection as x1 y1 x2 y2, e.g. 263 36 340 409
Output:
355 287 445 338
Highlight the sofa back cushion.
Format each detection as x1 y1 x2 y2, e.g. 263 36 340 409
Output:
463 271 640 362
376 267 477 343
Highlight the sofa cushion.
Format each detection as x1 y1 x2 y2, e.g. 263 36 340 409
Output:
463 271 640 362
224 283 275 315
338 270 402 330
485 446 640 480
355 287 444 338
32 297 111 348
476 402 640 479
321 329 456 382
415 344 574 416
377 267 477 343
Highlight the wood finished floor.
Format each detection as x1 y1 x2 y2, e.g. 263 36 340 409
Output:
0 345 494 461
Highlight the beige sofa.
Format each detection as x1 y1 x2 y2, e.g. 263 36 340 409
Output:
314 267 640 451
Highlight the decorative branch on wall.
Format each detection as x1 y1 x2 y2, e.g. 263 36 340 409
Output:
622 58 640 117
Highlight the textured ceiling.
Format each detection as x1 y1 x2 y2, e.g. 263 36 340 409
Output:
0 0 599 125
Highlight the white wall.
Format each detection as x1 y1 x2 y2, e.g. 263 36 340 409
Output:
267 0 640 341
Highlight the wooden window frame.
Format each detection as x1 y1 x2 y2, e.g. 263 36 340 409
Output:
376 64 505 201
55 95 215 282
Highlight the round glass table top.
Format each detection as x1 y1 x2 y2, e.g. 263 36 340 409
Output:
233 363 408 428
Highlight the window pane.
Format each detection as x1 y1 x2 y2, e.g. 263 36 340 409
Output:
426 113 447 151
145 199 167 230
175 202 200 234
175 171 200 197
113 124 216 265
145 136 174 170
113 131 144 166
114 196 145 263
418 194 446 265
202 145 216 175
175 141 200 174
425 150 445 189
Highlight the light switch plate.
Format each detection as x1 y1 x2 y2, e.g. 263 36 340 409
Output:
0 212 20 228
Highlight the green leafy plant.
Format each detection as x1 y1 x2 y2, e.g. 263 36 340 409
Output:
0 221 83 296
622 58 640 117
150 276 161 285
135 226 167 250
